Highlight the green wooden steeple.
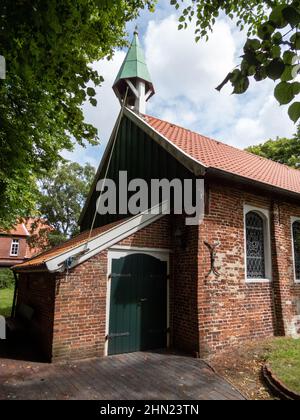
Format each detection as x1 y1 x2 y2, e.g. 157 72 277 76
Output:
113 29 155 114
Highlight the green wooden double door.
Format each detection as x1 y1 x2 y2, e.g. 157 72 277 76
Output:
108 253 168 355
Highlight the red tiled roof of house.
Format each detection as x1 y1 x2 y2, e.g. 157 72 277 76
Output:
144 115 300 195
0 223 29 237
13 219 126 270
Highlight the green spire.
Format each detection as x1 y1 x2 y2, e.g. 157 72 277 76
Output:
113 30 153 87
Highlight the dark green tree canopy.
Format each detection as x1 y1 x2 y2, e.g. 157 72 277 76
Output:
246 125 300 167
171 0 300 122
37 162 95 238
0 0 154 228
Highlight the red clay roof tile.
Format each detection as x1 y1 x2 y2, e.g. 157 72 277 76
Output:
0 223 29 237
13 219 125 270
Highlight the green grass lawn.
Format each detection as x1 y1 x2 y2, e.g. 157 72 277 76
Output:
0 287 14 317
266 338 300 394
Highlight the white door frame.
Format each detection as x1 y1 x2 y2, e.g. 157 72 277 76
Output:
105 246 171 356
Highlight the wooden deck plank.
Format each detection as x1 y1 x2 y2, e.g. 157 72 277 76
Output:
0 351 245 400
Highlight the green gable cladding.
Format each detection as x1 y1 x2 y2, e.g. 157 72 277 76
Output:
113 33 152 88
80 115 197 231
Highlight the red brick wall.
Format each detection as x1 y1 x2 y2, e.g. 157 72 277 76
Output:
271 201 300 337
170 215 199 354
17 272 56 359
52 251 108 361
117 217 171 249
16 188 300 362
197 181 300 355
51 217 172 361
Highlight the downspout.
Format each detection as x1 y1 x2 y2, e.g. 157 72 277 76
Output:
11 271 19 318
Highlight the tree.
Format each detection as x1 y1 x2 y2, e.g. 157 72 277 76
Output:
0 0 155 229
246 125 300 167
171 0 300 122
36 162 96 242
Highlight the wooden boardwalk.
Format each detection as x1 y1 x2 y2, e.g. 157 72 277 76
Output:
0 351 245 400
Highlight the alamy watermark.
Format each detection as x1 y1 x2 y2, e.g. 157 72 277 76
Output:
0 316 5 340
95 171 205 225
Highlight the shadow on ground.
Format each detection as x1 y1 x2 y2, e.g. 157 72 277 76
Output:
0 350 245 400
0 333 46 363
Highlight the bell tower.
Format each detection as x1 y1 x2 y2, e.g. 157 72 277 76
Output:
113 28 155 115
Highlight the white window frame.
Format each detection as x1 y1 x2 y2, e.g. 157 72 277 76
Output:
291 216 300 284
10 239 20 256
244 204 272 283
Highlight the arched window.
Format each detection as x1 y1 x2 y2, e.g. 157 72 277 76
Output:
292 220 300 281
246 211 266 279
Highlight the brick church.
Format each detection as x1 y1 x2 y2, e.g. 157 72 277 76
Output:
13 31 300 362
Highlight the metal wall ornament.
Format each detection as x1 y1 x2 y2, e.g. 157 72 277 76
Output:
204 241 220 278
246 211 265 279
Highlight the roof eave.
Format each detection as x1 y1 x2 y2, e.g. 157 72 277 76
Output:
13 263 48 273
207 167 300 202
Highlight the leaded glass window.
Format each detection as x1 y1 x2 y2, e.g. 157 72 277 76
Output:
246 211 265 279
293 221 300 280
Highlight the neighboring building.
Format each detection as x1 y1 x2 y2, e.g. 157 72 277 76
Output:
0 218 50 268
13 32 300 362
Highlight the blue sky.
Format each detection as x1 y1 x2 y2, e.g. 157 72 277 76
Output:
63 0 296 168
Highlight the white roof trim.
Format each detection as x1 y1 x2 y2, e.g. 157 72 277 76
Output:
46 201 170 273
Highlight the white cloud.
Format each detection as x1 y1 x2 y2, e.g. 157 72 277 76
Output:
62 51 125 167
144 14 295 148
145 16 236 103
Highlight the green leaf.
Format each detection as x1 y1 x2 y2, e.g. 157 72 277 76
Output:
257 22 275 40
272 31 282 45
269 5 287 29
247 65 257 76
292 81 300 95
230 69 242 83
274 81 295 105
291 33 300 49
87 87 96 97
89 98 97 106
244 38 261 51
288 102 300 122
283 51 297 65
254 67 267 82
281 65 294 82
243 50 259 66
232 76 249 94
271 45 281 58
266 59 285 80
282 6 300 27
